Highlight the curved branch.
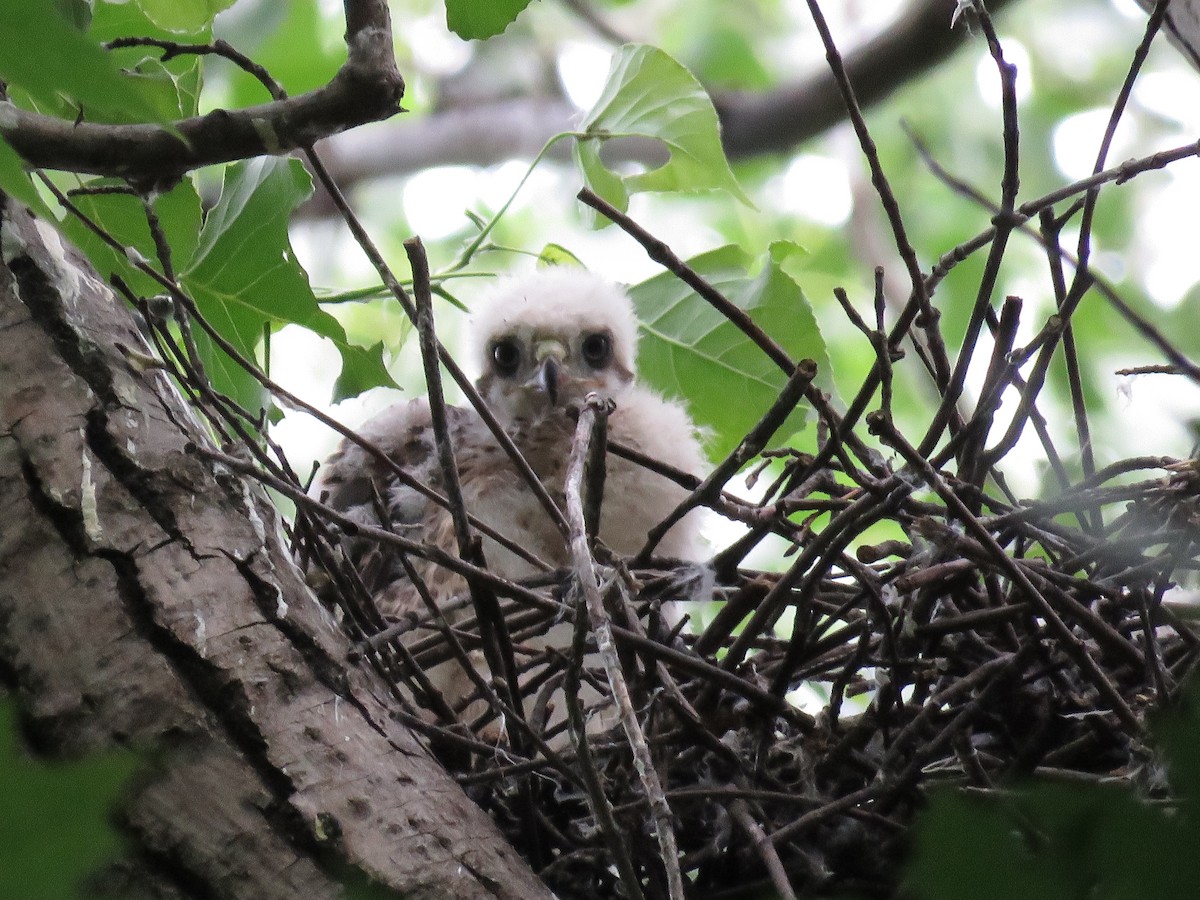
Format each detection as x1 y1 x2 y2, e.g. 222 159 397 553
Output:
0 0 403 185
1135 0 1200 69
717 0 1015 157
300 0 1016 208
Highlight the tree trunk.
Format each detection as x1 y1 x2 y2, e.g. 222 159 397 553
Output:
0 194 548 898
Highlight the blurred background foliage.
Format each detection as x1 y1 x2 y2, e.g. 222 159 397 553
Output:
0 700 140 900
213 0 1200 508
4 0 1200 896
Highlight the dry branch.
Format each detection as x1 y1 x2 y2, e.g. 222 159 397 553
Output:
0 0 403 185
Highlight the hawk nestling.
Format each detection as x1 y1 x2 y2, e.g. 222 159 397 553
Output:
315 267 707 731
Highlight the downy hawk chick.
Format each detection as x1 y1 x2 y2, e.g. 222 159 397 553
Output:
314 267 707 732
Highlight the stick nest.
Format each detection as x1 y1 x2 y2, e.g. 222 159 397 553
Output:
275 8 1200 897
312 435 1200 898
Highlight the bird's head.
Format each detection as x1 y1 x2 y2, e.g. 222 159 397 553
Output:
465 268 639 426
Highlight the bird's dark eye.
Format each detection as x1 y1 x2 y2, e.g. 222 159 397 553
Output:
491 338 521 376
581 332 612 368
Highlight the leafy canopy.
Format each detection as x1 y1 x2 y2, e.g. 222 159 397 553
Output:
0 701 140 900
575 44 754 221
909 679 1200 900
0 0 821 459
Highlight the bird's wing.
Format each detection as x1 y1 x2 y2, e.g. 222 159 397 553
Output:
313 398 467 620
605 384 709 561
314 398 438 512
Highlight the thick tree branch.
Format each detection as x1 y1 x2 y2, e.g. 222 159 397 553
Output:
0 0 403 185
1135 0 1200 69
301 0 1015 210
717 0 1015 157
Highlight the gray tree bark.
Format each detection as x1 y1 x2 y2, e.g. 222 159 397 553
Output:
0 194 550 898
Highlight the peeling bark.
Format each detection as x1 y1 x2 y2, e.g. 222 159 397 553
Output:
0 196 549 898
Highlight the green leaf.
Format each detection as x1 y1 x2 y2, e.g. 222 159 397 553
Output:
61 177 204 301
909 678 1200 900
181 158 396 412
445 0 534 40
0 138 56 222
89 1 208 121
910 791 1039 900
0 0 165 125
136 0 238 34
629 241 830 459
223 0 344 106
333 341 399 403
0 701 139 899
911 782 1200 900
181 158 327 415
90 0 211 43
573 44 752 221
1156 677 1200 805
118 56 205 122
54 0 91 29
536 243 585 269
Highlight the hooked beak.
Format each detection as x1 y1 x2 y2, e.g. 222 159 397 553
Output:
530 339 567 406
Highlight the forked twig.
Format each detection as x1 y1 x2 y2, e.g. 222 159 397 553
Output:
565 394 684 899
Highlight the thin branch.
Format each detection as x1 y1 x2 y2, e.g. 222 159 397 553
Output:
578 187 795 375
802 0 951 389
565 569 646 900
918 3 1022 456
405 237 530 737
565 394 684 900
730 800 799 900
2 0 403 183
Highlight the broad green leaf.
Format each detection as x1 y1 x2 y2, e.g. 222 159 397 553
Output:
185 159 341 342
1155 677 1200 805
182 158 328 415
629 241 830 460
574 44 752 222
0 0 164 125
333 341 399 404
181 158 397 412
90 1 208 121
0 701 139 899
54 0 91 29
90 0 212 43
912 782 1200 900
116 56 205 122
0 139 56 222
224 0 344 107
536 243 585 268
445 0 533 40
61 177 204 301
137 0 237 34
910 678 1200 900
911 789 1073 900
575 145 630 219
